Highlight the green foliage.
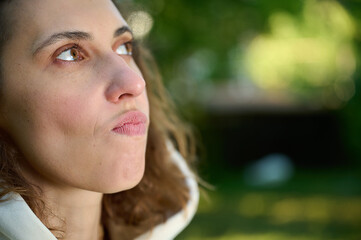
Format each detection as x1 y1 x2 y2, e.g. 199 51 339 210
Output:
129 0 361 163
242 0 356 105
126 1 361 239
134 0 304 83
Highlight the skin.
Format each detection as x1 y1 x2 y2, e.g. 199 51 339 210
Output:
0 0 149 239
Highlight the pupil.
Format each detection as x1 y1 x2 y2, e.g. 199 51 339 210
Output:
71 49 77 58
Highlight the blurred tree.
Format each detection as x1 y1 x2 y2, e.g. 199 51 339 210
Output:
127 0 361 165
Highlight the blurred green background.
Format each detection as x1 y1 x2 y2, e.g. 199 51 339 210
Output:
122 0 361 239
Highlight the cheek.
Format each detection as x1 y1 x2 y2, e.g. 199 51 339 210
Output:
46 93 95 135
19 92 95 144
1 80 97 161
11 90 93 154
1 68 94 138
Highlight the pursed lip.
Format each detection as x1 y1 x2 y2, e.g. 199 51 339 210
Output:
112 110 148 136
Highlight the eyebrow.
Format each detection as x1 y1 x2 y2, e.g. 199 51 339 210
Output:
114 26 133 38
32 26 133 57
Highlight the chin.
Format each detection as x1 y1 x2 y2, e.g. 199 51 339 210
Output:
93 157 146 194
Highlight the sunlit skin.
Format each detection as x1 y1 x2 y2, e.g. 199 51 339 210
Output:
0 0 149 239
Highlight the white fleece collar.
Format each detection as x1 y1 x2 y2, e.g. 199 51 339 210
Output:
0 193 57 240
135 146 199 240
0 147 199 240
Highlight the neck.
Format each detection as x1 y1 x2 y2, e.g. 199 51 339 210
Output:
41 187 104 240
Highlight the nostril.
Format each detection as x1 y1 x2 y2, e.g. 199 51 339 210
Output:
117 93 132 101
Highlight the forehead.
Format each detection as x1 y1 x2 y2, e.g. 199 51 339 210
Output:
12 0 127 39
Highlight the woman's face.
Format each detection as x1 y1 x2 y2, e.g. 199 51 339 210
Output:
0 0 149 193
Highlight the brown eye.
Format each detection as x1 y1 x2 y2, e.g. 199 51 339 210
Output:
70 49 79 59
56 47 83 61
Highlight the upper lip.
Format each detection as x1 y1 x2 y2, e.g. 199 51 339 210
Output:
112 110 147 130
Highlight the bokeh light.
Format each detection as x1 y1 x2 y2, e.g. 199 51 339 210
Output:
127 11 154 39
240 0 356 108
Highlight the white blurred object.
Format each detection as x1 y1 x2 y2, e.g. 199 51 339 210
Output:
127 11 154 39
244 153 294 186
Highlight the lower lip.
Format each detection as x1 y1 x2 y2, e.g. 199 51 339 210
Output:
112 122 147 136
112 111 147 136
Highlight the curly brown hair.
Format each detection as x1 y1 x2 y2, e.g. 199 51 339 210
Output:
0 1 197 239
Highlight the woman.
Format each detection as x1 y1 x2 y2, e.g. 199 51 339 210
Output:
0 0 199 239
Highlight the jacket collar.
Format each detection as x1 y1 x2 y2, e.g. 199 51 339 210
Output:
0 193 57 240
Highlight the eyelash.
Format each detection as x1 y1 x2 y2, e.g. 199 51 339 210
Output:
53 44 84 64
53 41 134 64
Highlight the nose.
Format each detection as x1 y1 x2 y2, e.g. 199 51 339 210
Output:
104 55 146 103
